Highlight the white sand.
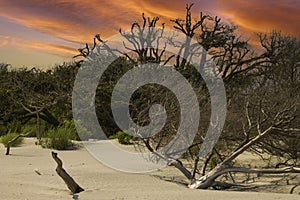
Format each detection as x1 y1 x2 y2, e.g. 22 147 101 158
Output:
0 138 299 200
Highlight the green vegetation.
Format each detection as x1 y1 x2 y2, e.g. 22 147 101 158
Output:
109 131 134 145
39 125 76 150
0 132 23 147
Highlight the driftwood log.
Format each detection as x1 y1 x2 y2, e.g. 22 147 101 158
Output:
5 132 30 155
51 151 84 194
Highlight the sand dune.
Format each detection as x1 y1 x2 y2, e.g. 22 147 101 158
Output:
0 138 299 200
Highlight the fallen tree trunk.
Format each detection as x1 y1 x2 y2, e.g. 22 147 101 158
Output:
5 132 30 155
164 124 300 190
189 125 300 189
51 151 84 194
141 104 300 190
189 165 300 189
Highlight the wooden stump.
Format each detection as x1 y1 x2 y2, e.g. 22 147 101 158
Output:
51 151 84 194
5 132 30 155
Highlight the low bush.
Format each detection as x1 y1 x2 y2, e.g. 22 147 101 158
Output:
6 120 22 133
63 119 80 141
109 131 133 145
40 126 74 150
0 132 23 147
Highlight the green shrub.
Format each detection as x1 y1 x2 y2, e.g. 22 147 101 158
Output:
6 120 22 133
21 124 36 137
109 131 133 145
0 132 24 147
40 126 74 150
63 119 80 141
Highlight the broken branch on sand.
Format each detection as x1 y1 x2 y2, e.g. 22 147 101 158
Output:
51 151 84 194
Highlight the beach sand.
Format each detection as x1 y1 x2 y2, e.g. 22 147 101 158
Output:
0 138 299 200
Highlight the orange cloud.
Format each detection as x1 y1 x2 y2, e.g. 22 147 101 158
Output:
0 0 147 43
0 0 201 44
215 0 300 36
0 0 298 43
0 35 10 47
0 0 299 68
9 37 77 56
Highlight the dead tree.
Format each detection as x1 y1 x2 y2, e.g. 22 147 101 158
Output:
5 132 30 155
75 3 300 191
143 101 300 190
51 151 84 194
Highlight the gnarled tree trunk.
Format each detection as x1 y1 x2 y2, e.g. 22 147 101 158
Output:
51 151 84 194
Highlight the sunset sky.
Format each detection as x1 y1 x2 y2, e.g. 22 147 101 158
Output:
0 0 299 69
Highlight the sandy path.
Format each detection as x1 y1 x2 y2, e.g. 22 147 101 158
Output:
0 138 298 200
